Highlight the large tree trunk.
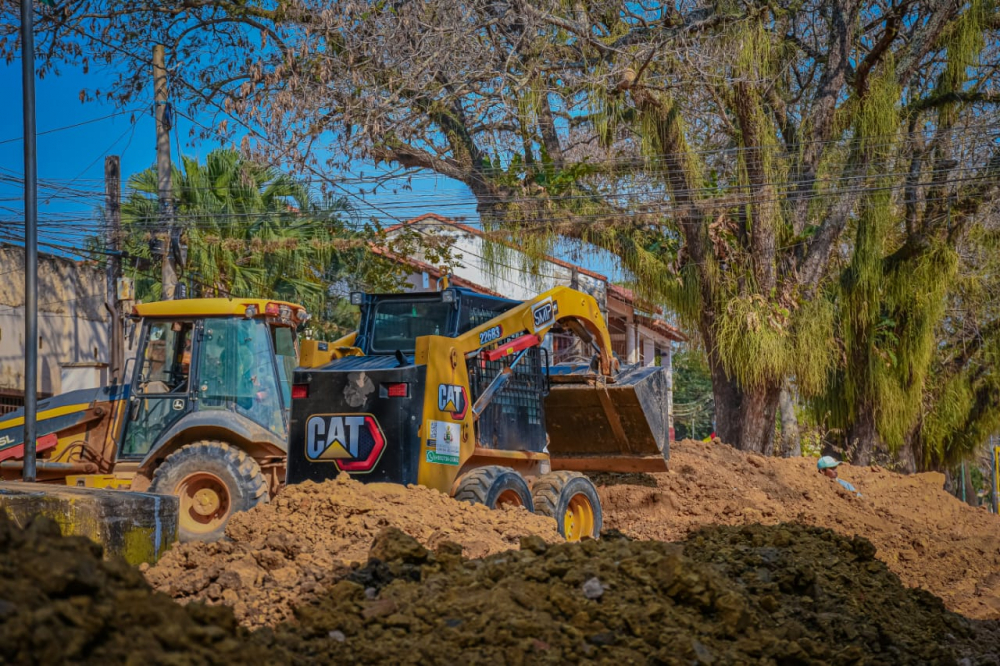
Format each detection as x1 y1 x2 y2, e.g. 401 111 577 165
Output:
896 429 920 473
779 383 801 457
708 350 782 454
847 405 879 465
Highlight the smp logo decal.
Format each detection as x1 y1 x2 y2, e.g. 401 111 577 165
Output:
532 298 554 331
437 384 469 420
305 413 386 473
478 325 503 346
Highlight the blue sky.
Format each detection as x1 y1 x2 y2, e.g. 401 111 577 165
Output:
0 59 478 217
0 56 620 278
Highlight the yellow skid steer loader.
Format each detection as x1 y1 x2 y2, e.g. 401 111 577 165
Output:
287 285 671 540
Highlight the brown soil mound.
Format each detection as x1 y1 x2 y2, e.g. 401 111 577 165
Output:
144 473 561 627
596 438 1000 620
0 513 257 665
6 512 998 663
262 524 1000 664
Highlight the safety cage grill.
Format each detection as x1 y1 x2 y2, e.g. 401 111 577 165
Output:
467 333 548 453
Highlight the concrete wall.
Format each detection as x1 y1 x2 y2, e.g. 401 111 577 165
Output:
0 246 109 396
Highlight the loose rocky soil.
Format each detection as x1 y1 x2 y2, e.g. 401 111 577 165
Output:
5 511 999 664
0 513 257 665
144 473 561 627
147 440 1000 629
596 438 1000 620
262 524 1000 664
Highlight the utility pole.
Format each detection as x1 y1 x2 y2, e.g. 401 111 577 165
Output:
105 155 123 383
20 0 39 482
153 44 177 300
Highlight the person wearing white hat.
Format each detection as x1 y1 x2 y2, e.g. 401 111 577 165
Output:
817 456 861 496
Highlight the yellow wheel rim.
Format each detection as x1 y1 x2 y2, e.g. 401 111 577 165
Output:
563 493 595 542
176 472 231 536
496 489 524 508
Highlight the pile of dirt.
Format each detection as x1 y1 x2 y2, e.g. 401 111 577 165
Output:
144 473 561 627
595 438 1000 620
260 524 1000 664
0 513 257 665
5 511 998 663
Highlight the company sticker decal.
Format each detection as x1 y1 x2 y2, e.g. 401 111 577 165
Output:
426 419 461 465
437 383 469 420
531 297 554 331
478 325 503 346
305 413 386 473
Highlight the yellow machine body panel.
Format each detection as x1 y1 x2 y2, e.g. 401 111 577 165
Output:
299 332 364 368
413 286 618 494
133 297 307 322
286 285 670 496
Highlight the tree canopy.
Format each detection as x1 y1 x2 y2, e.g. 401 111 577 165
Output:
106 149 406 336
10 1 1000 466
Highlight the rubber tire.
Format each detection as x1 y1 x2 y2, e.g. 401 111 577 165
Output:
149 440 269 543
453 465 534 512
531 471 603 540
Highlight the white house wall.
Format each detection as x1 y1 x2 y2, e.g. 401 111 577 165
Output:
390 224 608 312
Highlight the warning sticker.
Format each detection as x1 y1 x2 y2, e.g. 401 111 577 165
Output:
426 420 461 465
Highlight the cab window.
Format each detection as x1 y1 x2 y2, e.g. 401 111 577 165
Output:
197 318 286 437
271 326 297 409
371 300 451 353
137 321 193 393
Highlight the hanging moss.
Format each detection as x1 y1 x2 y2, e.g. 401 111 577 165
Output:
819 62 904 447
714 293 790 389
921 334 1000 468
791 294 836 398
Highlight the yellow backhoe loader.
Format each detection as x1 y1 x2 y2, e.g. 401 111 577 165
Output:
287 285 671 540
0 298 308 541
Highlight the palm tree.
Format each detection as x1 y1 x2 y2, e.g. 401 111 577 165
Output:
118 149 368 327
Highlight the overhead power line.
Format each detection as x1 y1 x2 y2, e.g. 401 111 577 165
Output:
0 107 142 146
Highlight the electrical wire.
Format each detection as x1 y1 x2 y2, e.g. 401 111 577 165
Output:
0 107 143 146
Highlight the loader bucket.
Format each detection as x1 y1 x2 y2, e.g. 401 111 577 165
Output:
544 365 670 473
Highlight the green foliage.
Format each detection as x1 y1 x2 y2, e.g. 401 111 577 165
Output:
820 65 911 450
937 0 992 126
114 149 407 337
815 0 1000 466
672 347 715 441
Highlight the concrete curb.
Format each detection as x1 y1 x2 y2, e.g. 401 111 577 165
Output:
0 482 178 565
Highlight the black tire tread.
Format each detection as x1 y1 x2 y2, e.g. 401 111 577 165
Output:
151 440 269 502
531 471 602 539
453 465 533 511
453 466 503 504
531 470 584 518
150 440 269 542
